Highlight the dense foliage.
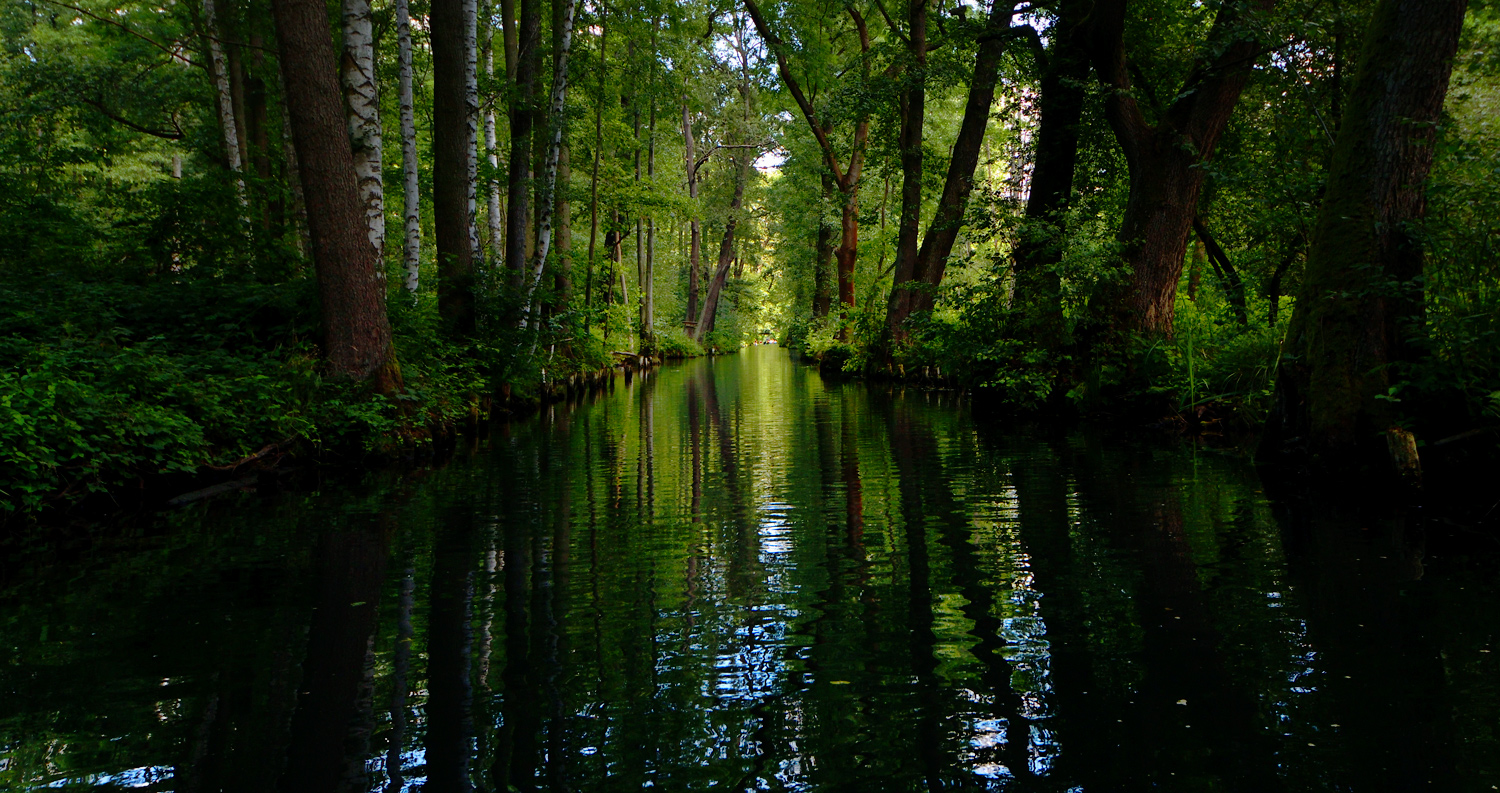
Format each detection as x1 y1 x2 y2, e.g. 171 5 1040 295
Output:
2 0 1497 512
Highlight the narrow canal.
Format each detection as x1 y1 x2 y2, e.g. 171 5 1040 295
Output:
3 347 1497 791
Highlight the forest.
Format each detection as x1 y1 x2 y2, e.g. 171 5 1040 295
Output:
2 0 1499 514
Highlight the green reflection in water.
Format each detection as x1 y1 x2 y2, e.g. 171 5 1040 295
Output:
2 347 1498 792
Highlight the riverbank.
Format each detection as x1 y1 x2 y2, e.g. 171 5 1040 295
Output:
0 279 675 522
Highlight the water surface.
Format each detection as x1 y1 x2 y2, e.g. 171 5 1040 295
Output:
3 347 1498 791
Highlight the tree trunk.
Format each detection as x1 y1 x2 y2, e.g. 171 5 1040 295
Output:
519 0 577 324
811 176 834 318
1192 217 1248 325
463 0 482 266
887 0 1016 334
551 0 575 307
743 0 871 315
882 0 929 341
272 0 397 387
202 0 246 201
694 156 749 342
396 0 421 293
505 0 540 291
586 13 607 313
485 26 503 266
1090 0 1276 337
1010 0 1090 341
341 0 384 264
433 0 477 335
682 101 702 324
1260 0 1468 475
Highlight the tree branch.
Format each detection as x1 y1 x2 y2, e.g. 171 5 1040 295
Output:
742 0 847 184
82 98 186 140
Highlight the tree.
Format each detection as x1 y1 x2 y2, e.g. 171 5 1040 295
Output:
433 0 478 335
885 0 1026 339
271 0 398 388
744 0 874 315
341 0 384 263
1090 0 1276 336
397 0 422 293
1259 0 1470 476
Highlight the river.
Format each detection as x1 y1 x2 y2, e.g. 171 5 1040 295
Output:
2 346 1497 791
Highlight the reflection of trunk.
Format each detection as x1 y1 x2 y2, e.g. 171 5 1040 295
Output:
426 517 476 792
1006 438 1105 787
887 401 1033 779
1071 439 1279 786
1261 0 1467 473
396 0 421 293
272 0 398 388
341 0 384 262
1090 0 1275 336
433 0 478 334
1276 501 1456 787
493 509 537 789
278 528 389 792
885 399 944 787
887 0 1015 333
384 569 415 793
693 156 749 342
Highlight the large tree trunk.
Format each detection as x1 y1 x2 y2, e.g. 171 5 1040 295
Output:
682 101 702 324
396 0 421 293
1259 0 1468 476
882 0 929 341
433 0 477 335
1091 0 1275 337
887 0 1017 334
1010 0 1090 341
272 0 397 387
504 0 540 292
341 0 384 264
694 157 749 342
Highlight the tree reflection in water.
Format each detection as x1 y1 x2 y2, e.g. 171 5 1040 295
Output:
1 347 1496 792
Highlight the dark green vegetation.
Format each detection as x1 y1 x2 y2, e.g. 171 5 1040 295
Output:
2 348 1497 790
2 0 1499 504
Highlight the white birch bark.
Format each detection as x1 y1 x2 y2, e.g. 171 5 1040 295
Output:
396 0 421 293
464 0 483 265
202 0 246 202
342 0 385 265
484 41 503 265
520 0 577 322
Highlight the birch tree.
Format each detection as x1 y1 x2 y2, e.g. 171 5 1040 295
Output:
396 0 421 293
520 0 578 324
341 0 384 262
201 0 246 202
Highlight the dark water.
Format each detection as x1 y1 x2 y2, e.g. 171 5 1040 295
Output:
3 347 1499 792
